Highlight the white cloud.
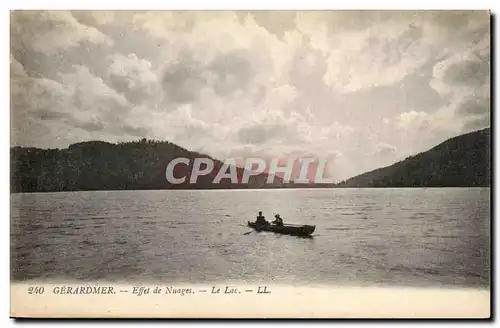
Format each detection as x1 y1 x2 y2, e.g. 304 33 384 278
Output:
108 53 162 106
428 28 490 133
10 55 27 78
430 39 489 100
57 65 130 116
91 11 116 25
11 11 113 55
293 11 490 94
322 27 433 92
375 142 397 154
394 110 431 130
11 76 72 117
10 10 491 179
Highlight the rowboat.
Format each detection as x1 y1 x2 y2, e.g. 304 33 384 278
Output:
247 221 316 237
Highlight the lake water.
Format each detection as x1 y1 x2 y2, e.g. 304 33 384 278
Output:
10 188 490 288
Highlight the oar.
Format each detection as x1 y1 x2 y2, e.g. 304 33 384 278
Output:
244 224 267 235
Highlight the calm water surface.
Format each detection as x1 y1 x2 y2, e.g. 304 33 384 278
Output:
11 188 490 288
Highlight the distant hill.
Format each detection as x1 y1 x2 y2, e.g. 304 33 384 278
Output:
10 128 491 193
10 139 284 193
336 128 490 188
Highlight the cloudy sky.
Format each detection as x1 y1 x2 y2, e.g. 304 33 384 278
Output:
10 10 490 181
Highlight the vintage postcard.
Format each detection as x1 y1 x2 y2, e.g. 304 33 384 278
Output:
10 10 490 318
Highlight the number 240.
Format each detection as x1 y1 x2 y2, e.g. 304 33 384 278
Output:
28 286 44 294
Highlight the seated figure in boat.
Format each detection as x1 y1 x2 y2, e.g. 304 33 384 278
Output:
255 211 268 226
272 214 284 226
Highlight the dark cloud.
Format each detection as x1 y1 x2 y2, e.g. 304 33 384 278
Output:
11 42 49 78
33 108 147 136
11 11 164 110
61 40 115 80
121 125 148 137
108 74 134 99
162 57 206 104
427 10 489 27
10 11 112 57
11 11 63 37
10 64 145 139
74 120 106 132
12 36 112 83
161 50 254 106
246 10 486 37
457 98 490 116
96 23 165 64
443 58 489 87
161 54 206 104
451 63 490 131
10 77 69 120
237 124 289 145
32 109 71 122
246 11 297 39
173 124 212 143
11 116 54 148
29 108 106 133
27 106 107 133
207 51 254 97
289 43 328 95
464 114 490 131
343 58 447 118
365 24 424 67
320 10 488 32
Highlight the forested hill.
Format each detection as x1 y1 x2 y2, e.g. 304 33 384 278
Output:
10 139 284 193
10 128 491 192
336 128 490 188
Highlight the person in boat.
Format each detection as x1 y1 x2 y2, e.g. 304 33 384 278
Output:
255 211 268 226
272 214 284 226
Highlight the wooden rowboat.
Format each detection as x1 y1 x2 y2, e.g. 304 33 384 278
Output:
247 221 316 237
